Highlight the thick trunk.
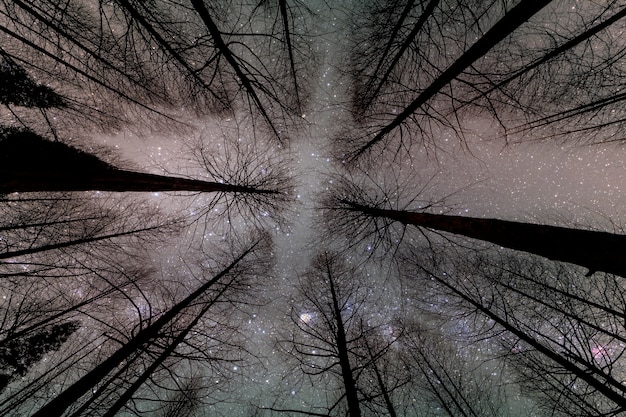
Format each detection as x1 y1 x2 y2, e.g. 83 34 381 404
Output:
344 201 626 278
0 168 280 194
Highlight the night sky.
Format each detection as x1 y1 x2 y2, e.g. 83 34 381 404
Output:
3 0 626 416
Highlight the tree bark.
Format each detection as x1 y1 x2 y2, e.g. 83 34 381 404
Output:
0 168 281 194
341 200 626 278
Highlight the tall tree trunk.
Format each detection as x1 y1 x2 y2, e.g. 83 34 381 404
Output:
0 224 164 260
463 5 626 109
326 263 361 417
98 276 233 417
278 0 302 114
363 337 397 417
0 168 281 194
31 239 260 417
189 0 283 141
358 0 437 114
350 0 553 161
341 200 626 278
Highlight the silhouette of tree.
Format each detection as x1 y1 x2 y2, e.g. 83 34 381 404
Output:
5 0 626 414
0 321 79 392
29 232 271 417
1 0 314 140
398 245 626 414
324 175 626 278
272 252 409 417
342 1 626 162
341 0 553 163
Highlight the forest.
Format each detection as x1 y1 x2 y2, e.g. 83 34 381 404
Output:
2 0 626 416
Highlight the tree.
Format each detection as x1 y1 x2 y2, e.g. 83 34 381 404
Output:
1 0 314 141
30 232 271 417
0 127 290 197
0 321 79 392
325 175 626 278
397 243 626 415
5 0 626 415
399 317 511 417
272 252 409 417
342 0 626 163
341 0 553 163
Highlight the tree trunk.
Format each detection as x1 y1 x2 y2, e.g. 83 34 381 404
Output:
31 239 260 417
350 0 553 160
0 168 281 194
342 201 626 278
327 265 361 417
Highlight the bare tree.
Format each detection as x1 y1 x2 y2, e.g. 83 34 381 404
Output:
341 0 552 164
0 0 314 141
341 1 626 164
28 232 271 417
272 252 410 417
398 245 626 414
324 175 626 278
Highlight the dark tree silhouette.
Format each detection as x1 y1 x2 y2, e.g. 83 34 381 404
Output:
325 176 626 278
343 1 626 163
4 0 626 415
0 321 79 392
399 246 626 414
272 252 409 417
342 0 553 163
31 233 270 417
0 128 290 196
1 0 313 140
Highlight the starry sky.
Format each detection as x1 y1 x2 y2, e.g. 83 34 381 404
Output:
86 1 626 414
4 0 626 415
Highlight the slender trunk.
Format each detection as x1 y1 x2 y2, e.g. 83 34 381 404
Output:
0 224 164 260
360 0 437 114
189 0 283 141
326 265 361 417
0 168 281 194
424 264 626 410
31 239 259 417
363 338 396 417
99 275 234 417
342 200 626 277
412 350 470 417
350 0 552 160
278 0 302 114
464 5 626 108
